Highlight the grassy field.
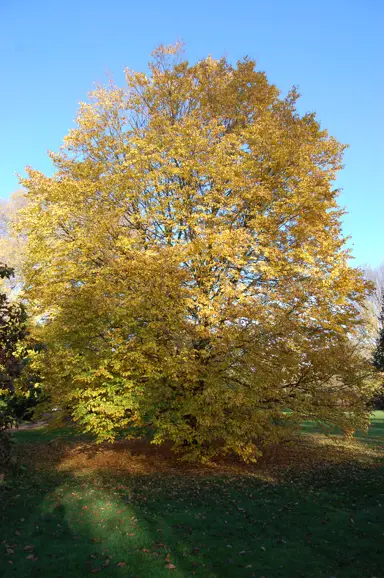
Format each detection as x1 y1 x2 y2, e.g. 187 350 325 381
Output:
1 414 384 578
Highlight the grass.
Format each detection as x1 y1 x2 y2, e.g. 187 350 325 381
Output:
1 414 383 577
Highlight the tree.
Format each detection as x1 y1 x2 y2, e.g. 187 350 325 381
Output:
373 292 384 371
372 291 384 408
0 190 26 295
0 264 27 466
18 45 375 461
0 198 45 423
362 262 384 346
0 264 27 393
364 263 384 312
0 262 41 417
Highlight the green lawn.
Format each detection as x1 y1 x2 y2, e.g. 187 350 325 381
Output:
1 414 383 577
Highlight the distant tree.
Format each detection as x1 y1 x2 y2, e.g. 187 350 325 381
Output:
348 264 384 359
0 190 26 294
364 263 384 308
372 291 384 408
18 44 376 462
373 292 384 371
364 263 384 341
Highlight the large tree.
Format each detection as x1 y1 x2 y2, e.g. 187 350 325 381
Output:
18 45 374 461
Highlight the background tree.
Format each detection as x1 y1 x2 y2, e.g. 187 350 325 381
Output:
373 293 384 371
0 261 42 419
0 191 26 295
372 291 384 408
0 264 27 392
0 264 27 466
364 263 384 309
18 45 375 461
362 262 384 345
0 195 44 422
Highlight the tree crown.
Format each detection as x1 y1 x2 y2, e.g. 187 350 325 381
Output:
18 45 374 460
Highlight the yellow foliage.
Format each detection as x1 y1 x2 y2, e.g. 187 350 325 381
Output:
18 45 376 461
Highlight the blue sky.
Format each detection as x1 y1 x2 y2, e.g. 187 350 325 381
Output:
0 0 382 267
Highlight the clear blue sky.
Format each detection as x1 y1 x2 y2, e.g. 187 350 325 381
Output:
0 0 383 267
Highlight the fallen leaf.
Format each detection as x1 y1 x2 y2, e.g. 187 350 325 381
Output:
116 562 126 567
166 563 176 569
24 545 34 551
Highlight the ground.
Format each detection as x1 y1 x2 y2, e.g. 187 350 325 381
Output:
1 414 384 578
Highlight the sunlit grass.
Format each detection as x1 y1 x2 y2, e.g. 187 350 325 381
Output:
1 413 383 577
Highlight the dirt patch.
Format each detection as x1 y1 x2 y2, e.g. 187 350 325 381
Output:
16 431 384 481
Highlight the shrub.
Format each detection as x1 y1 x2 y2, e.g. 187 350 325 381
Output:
0 397 16 469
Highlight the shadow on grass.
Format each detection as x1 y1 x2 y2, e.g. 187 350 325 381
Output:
2 466 384 578
1 420 383 578
0 469 134 577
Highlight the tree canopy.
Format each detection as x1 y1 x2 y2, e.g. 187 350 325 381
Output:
18 45 374 461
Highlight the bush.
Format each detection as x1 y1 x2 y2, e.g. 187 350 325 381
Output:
0 398 16 469
370 387 384 410
7 382 46 421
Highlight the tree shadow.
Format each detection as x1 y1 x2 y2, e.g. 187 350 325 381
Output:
1 430 383 578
